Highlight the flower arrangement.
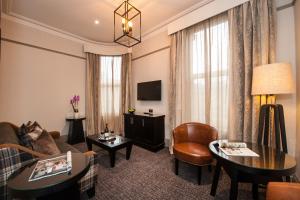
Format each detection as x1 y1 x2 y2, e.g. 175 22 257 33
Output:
70 95 80 113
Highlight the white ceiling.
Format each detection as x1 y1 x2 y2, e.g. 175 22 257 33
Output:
3 0 205 43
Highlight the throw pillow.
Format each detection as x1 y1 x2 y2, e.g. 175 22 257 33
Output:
31 131 61 155
17 124 33 149
27 121 43 141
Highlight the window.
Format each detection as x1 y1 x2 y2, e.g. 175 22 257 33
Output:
100 56 122 118
191 16 229 136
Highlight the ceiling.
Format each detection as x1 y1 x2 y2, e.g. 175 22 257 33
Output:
3 0 205 43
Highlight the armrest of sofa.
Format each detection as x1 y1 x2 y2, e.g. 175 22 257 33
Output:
0 143 48 158
49 131 61 139
267 182 300 200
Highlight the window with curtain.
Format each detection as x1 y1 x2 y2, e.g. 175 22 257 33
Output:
100 56 122 130
190 14 229 136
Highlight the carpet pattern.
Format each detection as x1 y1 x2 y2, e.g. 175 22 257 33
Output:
74 143 265 200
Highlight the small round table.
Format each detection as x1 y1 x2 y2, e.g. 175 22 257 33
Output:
8 153 90 200
209 140 296 200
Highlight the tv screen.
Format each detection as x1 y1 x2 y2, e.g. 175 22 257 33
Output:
137 80 161 101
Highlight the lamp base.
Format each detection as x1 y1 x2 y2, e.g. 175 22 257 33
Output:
258 104 288 153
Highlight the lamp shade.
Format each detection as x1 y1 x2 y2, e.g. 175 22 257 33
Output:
251 63 295 95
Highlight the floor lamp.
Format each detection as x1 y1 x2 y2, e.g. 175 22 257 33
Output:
252 63 295 153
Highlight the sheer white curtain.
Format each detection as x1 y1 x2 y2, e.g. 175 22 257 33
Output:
190 13 229 137
100 56 122 133
169 13 229 152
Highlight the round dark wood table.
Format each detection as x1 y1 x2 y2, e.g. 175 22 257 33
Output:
209 140 296 200
8 153 90 200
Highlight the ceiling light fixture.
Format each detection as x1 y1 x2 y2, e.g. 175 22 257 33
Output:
94 20 100 25
114 0 141 47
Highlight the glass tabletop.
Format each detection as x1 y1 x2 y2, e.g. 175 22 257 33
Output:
209 140 296 171
87 135 131 148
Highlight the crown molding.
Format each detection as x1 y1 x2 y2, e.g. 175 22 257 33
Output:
2 0 214 44
2 12 120 47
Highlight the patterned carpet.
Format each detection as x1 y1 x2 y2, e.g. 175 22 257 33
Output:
74 143 265 200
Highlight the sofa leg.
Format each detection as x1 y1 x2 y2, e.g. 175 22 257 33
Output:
198 166 202 185
87 186 95 199
175 158 179 175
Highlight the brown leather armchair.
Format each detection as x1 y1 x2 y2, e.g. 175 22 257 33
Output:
266 182 300 200
173 122 218 184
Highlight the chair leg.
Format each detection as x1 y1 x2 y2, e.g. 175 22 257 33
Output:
87 186 95 198
208 165 212 172
175 158 179 175
198 166 202 185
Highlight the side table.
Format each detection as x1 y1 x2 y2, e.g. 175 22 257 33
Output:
66 117 86 145
209 140 296 200
8 153 90 200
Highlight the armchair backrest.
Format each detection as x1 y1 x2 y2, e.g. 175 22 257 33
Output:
173 122 218 146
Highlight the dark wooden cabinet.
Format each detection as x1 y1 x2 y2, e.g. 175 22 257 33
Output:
124 113 165 152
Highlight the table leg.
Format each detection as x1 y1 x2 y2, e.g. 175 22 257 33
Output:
109 150 116 167
86 139 92 151
126 143 133 160
252 183 258 200
175 158 179 175
230 172 238 200
210 161 221 196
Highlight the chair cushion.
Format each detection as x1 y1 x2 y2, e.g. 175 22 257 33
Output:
173 142 213 166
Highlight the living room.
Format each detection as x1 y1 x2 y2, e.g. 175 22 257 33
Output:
1 0 300 199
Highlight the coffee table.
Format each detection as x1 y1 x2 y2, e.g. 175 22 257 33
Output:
7 153 90 200
86 135 133 167
209 140 297 200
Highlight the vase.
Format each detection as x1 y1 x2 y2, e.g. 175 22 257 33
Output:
74 112 79 119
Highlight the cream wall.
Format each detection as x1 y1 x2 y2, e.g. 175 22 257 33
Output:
132 31 171 140
0 17 85 135
276 7 297 157
294 0 300 178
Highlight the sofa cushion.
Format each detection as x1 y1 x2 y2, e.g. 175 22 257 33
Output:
31 131 61 155
0 122 20 145
54 138 80 153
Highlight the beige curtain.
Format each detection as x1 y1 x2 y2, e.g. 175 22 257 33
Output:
227 0 276 142
169 13 229 152
86 53 100 136
120 53 132 134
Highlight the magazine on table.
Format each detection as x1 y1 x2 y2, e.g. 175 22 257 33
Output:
29 151 72 182
218 140 259 157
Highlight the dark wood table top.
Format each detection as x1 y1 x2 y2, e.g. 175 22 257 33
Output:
8 153 90 198
66 117 86 121
86 135 132 149
209 140 297 176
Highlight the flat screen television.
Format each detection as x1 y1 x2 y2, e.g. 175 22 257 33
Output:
137 80 161 101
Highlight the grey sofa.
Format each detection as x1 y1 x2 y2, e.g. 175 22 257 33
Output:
0 122 98 200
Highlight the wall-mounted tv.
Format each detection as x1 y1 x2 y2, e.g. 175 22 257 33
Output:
137 80 161 101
